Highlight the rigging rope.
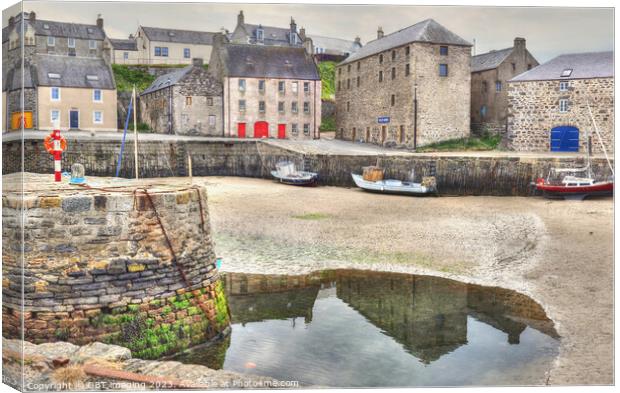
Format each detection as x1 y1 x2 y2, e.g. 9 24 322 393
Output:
586 100 614 176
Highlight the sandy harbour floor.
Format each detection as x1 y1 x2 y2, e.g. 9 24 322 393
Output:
196 175 614 386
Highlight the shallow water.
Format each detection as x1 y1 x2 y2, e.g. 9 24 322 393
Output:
176 270 559 387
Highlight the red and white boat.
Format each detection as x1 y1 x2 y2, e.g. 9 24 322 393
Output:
535 173 613 200
534 100 614 200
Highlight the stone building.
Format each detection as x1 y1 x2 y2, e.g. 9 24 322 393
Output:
335 19 472 148
134 25 216 65
139 58 223 135
506 51 614 153
302 30 362 62
2 11 116 132
105 36 139 64
229 10 303 47
470 38 538 133
209 35 322 139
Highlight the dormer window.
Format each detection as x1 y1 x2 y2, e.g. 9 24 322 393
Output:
43 23 50 29
86 75 99 81
256 28 264 42
87 27 93 34
168 31 175 37
561 69 573 77
48 73 61 79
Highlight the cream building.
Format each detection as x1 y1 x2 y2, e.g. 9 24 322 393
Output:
36 55 117 132
105 36 140 64
135 26 217 65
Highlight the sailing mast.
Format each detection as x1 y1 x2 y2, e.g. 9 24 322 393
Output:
586 99 614 177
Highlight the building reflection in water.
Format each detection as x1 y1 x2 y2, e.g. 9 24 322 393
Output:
222 269 558 365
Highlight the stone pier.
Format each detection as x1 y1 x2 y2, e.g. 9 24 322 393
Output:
2 173 230 359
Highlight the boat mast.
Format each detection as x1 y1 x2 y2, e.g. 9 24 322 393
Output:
586 100 614 177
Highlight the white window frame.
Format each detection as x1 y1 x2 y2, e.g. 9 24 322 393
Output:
257 28 264 42
47 36 55 46
93 89 102 103
208 115 216 126
559 81 569 91
89 40 97 50
559 99 569 113
68 37 75 48
93 111 103 124
50 87 61 101
292 123 298 134
50 109 60 124
184 48 190 58
238 79 246 92
123 51 129 60
303 123 310 135
291 81 298 94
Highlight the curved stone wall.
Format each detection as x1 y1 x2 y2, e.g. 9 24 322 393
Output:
2 174 230 359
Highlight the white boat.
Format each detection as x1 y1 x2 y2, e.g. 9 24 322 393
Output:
351 173 436 196
271 161 318 186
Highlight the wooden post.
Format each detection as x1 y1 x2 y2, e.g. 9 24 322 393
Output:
187 150 193 184
133 85 139 179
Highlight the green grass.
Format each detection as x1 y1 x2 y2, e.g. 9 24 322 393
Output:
292 212 331 220
319 114 336 132
112 64 157 92
416 133 502 152
318 61 336 100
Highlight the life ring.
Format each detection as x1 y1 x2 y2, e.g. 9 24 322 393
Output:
44 135 67 154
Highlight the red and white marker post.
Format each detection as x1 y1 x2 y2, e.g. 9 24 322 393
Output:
44 120 67 182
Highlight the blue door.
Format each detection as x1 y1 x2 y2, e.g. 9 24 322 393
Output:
550 126 579 152
69 110 79 129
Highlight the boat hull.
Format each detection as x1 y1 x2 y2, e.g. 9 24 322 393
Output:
351 173 436 196
536 181 613 200
271 171 318 186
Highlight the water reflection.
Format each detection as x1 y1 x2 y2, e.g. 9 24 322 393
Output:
177 270 559 387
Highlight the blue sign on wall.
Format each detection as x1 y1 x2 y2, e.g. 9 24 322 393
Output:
378 116 390 124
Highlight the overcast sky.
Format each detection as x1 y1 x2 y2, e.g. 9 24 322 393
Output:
3 1 614 62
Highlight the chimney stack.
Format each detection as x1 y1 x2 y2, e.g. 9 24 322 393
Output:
514 37 526 53
354 36 361 45
303 35 313 56
237 10 244 26
28 12 36 22
377 27 384 39
96 14 103 29
192 58 204 67
290 17 297 33
8 16 14 27
299 27 306 40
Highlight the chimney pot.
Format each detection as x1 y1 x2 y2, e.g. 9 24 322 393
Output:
355 36 361 44
28 12 36 22
377 27 384 39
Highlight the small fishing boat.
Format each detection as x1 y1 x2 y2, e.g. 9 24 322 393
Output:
351 166 437 196
271 161 318 186
534 100 614 200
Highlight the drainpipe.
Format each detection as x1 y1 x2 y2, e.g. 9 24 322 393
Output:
168 83 172 134
314 80 318 139
227 77 231 137
413 84 418 150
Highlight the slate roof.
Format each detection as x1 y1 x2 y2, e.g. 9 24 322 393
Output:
3 61 36 91
140 26 216 45
471 47 513 72
308 34 361 55
242 23 301 46
34 55 115 89
340 19 471 65
509 51 613 82
216 44 320 80
109 38 137 51
140 66 194 95
3 17 105 43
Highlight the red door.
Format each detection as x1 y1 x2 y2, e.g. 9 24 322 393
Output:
237 123 246 138
277 124 286 139
254 121 269 138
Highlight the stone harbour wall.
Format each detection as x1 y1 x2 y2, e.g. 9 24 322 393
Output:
2 138 613 196
2 182 230 359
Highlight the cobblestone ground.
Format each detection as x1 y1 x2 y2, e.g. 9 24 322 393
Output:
200 176 613 386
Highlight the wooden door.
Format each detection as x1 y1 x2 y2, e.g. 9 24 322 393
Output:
254 121 269 138
277 124 286 139
237 122 246 138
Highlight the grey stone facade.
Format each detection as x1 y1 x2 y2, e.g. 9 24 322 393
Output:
139 59 223 136
506 51 614 153
507 77 614 153
470 38 538 134
336 20 472 148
